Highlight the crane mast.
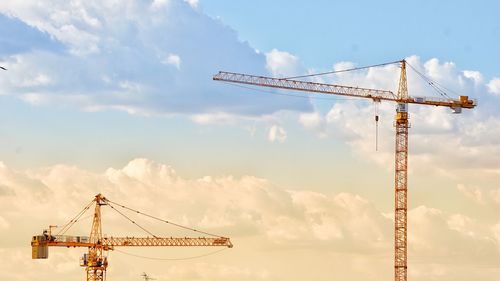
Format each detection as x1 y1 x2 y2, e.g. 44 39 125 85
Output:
31 194 233 281
88 194 106 281
394 61 409 281
213 59 476 281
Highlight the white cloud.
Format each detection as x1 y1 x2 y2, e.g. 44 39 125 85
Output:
160 263 270 281
491 188 500 203
0 158 388 248
424 58 456 82
0 1 311 116
487 78 500 95
265 49 303 77
492 222 500 248
408 205 497 263
152 0 171 9
20 73 51 87
333 61 356 71
184 0 199 9
447 214 476 236
268 125 287 143
0 159 498 280
296 56 500 180
118 80 143 92
163 53 182 69
462 70 483 85
0 216 9 229
457 184 484 204
191 112 238 125
57 24 100 56
299 112 323 130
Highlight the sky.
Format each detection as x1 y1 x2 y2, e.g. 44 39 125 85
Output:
0 0 500 280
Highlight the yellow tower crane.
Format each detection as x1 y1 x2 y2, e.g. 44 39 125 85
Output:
31 194 233 281
213 59 476 281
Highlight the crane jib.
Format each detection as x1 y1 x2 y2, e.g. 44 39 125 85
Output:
213 71 477 110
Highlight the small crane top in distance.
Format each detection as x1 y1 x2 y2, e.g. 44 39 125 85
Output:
141 272 156 281
31 194 233 281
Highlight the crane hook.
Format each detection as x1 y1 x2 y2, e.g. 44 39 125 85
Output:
374 102 380 151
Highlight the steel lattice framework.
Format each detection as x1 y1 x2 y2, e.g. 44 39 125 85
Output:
213 71 476 109
394 62 409 281
41 236 232 249
31 194 233 281
102 237 232 247
213 60 476 281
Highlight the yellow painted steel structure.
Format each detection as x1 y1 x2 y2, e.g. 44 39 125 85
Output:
31 194 233 281
213 60 476 281
394 61 409 281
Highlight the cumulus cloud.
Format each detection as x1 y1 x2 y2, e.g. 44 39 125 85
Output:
190 112 238 125
0 215 9 229
265 49 304 77
0 0 311 115
409 205 496 261
1 158 392 247
0 159 499 281
184 0 199 9
492 222 500 247
457 184 484 204
295 56 500 181
158 262 270 281
491 188 500 204
488 78 500 95
462 70 483 85
268 125 287 143
299 111 324 130
163 53 182 69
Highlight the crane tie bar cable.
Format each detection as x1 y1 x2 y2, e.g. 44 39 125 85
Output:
405 62 458 99
105 199 224 238
284 60 401 80
56 199 95 236
106 203 159 238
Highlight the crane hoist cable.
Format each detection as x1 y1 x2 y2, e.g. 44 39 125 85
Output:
103 204 233 262
114 247 228 261
374 101 380 151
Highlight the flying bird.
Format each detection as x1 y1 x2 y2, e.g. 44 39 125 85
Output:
0 66 6 71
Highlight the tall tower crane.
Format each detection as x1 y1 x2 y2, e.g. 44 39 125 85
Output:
31 194 233 281
213 59 476 281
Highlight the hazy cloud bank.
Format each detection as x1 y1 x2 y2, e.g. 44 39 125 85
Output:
0 159 499 280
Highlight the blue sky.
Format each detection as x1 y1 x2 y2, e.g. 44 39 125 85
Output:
202 0 500 78
0 1 500 281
